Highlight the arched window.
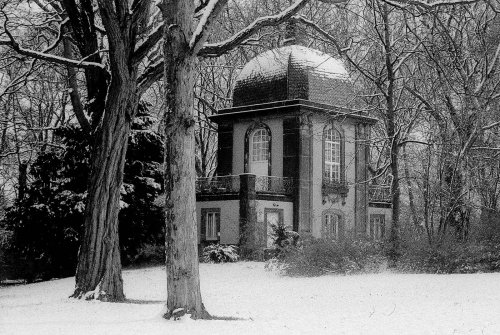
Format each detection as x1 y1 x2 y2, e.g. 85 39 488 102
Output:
245 123 272 176
324 125 342 183
251 128 270 163
323 211 343 240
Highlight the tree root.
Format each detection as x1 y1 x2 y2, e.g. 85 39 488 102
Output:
163 305 212 320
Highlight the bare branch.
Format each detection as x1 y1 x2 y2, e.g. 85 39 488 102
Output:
190 0 230 54
197 0 315 57
383 0 482 9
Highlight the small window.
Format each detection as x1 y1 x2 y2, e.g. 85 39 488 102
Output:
324 212 341 239
201 208 220 241
370 214 385 241
251 128 270 162
206 212 219 240
324 126 341 183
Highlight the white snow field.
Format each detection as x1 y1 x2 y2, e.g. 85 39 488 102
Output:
1 262 500 335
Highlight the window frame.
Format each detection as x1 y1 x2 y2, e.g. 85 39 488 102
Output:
251 128 270 163
369 214 385 241
201 208 221 242
244 122 272 175
324 126 342 183
322 210 344 240
322 123 345 186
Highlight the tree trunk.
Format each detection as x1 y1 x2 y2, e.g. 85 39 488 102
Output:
402 146 420 229
162 0 209 320
72 77 136 301
382 2 401 265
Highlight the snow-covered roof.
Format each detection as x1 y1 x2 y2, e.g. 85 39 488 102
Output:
233 45 356 108
237 45 348 82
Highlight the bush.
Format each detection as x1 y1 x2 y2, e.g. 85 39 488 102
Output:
270 221 299 250
267 237 386 276
396 239 500 274
202 244 239 263
132 243 165 265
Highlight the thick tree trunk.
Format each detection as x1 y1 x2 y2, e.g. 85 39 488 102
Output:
162 0 209 320
72 78 136 301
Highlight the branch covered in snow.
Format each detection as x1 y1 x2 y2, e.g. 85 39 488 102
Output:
0 39 106 71
133 24 163 66
138 58 163 95
382 0 481 8
291 15 346 55
0 10 106 71
198 0 314 57
138 0 321 92
189 0 229 54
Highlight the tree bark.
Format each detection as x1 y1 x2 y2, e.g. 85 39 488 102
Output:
161 0 209 320
382 2 401 265
18 161 27 202
402 145 420 228
69 0 150 301
71 76 136 301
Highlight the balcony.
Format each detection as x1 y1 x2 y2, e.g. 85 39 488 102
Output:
322 179 349 197
196 175 240 194
196 174 295 196
369 185 392 203
255 175 295 195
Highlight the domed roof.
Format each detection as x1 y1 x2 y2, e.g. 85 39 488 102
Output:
233 45 356 108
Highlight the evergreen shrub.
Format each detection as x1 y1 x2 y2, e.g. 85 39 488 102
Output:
202 244 239 263
0 106 165 281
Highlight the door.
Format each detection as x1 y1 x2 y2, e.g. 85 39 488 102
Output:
250 128 270 176
265 208 283 248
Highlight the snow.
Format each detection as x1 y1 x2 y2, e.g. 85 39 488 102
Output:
190 0 220 49
2 262 500 335
237 45 349 83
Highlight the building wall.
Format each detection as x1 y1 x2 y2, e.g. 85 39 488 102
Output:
309 114 358 238
232 117 284 177
196 200 240 244
209 107 382 244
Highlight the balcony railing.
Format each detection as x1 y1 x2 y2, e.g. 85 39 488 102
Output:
369 185 391 203
195 175 240 194
196 174 295 196
255 175 295 195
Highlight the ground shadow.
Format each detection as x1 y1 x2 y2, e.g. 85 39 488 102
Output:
123 299 164 305
210 315 250 321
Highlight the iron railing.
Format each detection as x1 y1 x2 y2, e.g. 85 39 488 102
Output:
196 175 295 196
369 185 391 203
255 175 295 195
196 175 240 194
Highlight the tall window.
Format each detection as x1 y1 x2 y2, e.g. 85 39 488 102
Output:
370 214 385 241
248 126 271 176
251 128 270 162
324 126 341 183
206 212 219 240
202 208 220 241
324 212 341 239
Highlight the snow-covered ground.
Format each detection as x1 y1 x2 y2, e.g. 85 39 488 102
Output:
1 262 500 335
